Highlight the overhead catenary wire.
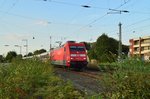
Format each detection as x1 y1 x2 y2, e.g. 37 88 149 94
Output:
108 17 150 34
0 0 19 19
0 10 47 21
126 24 150 33
73 0 132 34
67 0 94 27
125 18 150 28
37 0 108 10
0 9 90 27
116 0 131 9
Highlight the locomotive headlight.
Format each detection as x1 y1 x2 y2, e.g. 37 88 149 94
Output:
80 54 86 57
71 54 76 57
83 58 86 60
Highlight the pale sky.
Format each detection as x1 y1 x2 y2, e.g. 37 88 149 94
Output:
0 0 150 55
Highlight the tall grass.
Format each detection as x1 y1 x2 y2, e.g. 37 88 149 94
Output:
0 59 83 99
100 58 150 99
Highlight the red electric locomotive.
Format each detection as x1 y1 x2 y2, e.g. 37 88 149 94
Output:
50 41 88 70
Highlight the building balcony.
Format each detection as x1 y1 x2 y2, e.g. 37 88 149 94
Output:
133 44 139 48
133 51 140 54
141 43 150 47
141 50 150 54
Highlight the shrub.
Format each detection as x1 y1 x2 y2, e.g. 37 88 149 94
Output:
0 59 83 98
101 58 150 99
99 63 118 72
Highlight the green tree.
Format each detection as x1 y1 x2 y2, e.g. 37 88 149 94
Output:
34 50 39 55
5 51 17 62
39 49 46 53
0 55 5 63
88 33 128 63
88 42 97 60
34 49 46 55
95 34 113 62
28 52 33 56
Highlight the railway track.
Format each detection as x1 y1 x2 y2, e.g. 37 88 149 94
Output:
72 69 102 80
55 67 103 80
54 67 105 95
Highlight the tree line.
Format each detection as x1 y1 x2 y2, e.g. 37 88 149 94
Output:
0 49 46 63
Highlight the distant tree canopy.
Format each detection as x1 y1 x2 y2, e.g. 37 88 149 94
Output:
5 51 17 62
27 52 33 56
0 49 47 62
88 33 129 63
33 49 47 55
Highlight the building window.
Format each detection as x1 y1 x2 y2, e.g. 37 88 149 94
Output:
134 48 139 51
141 47 144 51
134 41 139 45
148 46 150 50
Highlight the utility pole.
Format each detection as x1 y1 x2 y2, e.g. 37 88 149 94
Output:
107 9 129 62
50 36 52 52
14 45 22 55
118 22 122 61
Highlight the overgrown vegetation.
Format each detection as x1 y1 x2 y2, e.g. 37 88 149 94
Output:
5 51 17 62
100 58 150 99
0 59 84 99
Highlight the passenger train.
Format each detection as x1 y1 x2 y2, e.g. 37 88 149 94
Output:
50 41 88 70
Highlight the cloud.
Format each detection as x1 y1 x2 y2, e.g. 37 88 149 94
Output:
35 20 51 26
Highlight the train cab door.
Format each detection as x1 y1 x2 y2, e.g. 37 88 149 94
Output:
63 47 66 65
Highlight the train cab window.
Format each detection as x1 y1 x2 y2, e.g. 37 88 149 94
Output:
70 46 76 51
70 46 85 51
77 46 85 51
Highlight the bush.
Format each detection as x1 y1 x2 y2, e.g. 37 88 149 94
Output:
101 58 150 99
0 59 83 98
99 63 118 72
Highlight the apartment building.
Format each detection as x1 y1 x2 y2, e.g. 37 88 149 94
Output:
129 36 150 61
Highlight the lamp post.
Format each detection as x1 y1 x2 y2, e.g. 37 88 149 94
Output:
22 39 28 56
14 45 22 55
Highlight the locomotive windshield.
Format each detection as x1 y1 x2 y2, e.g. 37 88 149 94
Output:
70 46 85 51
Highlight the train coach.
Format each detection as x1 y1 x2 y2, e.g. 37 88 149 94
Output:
50 41 88 70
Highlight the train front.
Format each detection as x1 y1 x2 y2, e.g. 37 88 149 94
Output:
68 43 88 70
